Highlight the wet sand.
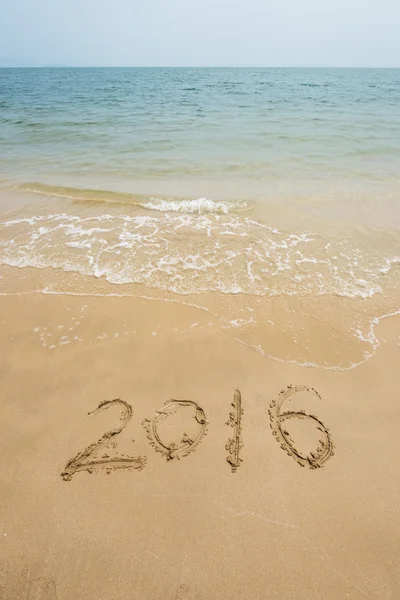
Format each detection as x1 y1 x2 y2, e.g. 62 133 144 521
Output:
1 291 399 600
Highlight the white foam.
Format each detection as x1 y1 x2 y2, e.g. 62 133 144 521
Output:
1 211 398 301
222 317 254 328
140 197 247 214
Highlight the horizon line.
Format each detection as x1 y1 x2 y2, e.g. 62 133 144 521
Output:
1 65 400 69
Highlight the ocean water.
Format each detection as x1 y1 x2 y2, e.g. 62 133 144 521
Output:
0 68 399 368
1 68 400 208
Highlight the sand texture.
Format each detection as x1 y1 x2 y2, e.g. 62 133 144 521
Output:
1 292 399 600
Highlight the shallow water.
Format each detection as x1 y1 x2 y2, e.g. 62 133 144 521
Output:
0 68 399 369
1 68 400 215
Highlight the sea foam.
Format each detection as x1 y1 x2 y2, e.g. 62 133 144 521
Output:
1 211 397 301
140 197 247 214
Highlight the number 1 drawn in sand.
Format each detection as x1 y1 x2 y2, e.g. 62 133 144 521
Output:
226 388 243 473
61 399 146 481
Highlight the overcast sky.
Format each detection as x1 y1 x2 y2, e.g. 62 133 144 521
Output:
1 0 400 67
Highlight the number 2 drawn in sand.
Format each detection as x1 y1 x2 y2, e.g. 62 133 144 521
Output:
269 385 334 469
61 399 147 481
142 400 208 461
226 388 243 473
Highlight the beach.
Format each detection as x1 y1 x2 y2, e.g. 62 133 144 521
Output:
1 67 400 599
1 289 399 599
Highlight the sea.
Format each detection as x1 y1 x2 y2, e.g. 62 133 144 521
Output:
0 68 399 369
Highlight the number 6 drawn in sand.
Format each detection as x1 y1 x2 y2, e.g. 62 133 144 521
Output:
268 385 334 469
61 399 146 481
142 400 208 461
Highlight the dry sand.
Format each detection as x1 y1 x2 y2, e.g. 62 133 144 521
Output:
1 291 399 600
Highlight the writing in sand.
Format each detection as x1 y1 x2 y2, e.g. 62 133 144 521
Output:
61 385 334 481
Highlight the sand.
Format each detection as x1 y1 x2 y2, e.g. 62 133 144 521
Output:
1 290 399 600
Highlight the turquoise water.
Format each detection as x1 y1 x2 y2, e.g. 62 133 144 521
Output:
0 68 399 368
1 68 400 220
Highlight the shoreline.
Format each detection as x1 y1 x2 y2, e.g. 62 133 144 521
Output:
2 263 400 363
1 284 400 372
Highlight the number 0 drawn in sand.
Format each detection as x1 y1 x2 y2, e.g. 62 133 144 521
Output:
269 385 334 469
226 388 243 473
61 399 146 481
142 400 208 461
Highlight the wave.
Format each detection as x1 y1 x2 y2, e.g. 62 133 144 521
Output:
1 208 399 371
141 197 247 214
15 182 247 214
1 211 397 300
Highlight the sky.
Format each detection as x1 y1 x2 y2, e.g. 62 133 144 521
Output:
0 0 400 67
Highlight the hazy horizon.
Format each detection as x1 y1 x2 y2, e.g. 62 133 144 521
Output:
2 66 400 70
2 64 400 68
1 0 400 69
